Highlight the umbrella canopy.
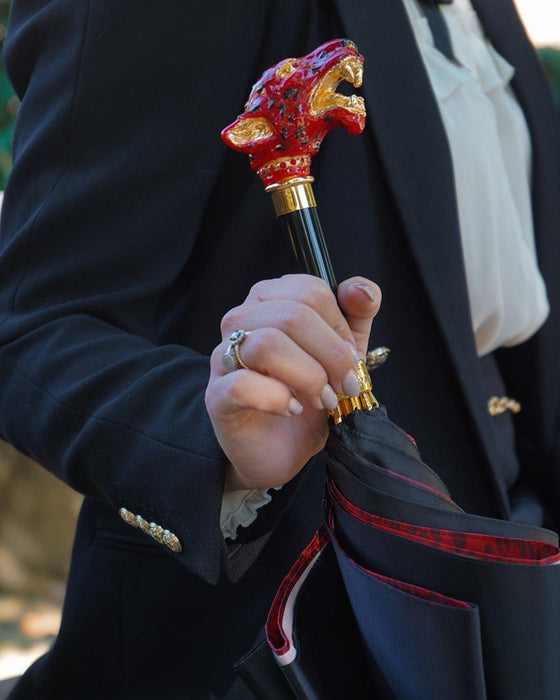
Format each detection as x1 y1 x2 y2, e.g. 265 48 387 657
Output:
238 406 560 699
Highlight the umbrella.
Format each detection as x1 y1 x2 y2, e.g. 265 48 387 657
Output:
222 39 560 700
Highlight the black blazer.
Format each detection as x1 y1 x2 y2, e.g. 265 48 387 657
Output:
1 1 559 698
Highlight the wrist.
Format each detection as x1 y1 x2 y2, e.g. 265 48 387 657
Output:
224 462 256 492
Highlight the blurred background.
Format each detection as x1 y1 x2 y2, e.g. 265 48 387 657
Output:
0 0 559 688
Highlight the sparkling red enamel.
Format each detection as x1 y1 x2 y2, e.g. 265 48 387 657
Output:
221 39 365 187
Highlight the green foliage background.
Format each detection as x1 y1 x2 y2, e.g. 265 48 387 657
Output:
0 3 557 190
0 3 16 190
539 47 560 111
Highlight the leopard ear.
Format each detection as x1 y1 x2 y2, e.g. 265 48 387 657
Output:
221 115 275 153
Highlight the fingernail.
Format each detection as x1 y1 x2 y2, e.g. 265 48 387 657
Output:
354 283 376 303
346 340 362 364
342 369 361 397
288 397 304 416
320 384 339 410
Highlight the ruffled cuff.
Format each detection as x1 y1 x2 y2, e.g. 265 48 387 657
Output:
220 486 282 540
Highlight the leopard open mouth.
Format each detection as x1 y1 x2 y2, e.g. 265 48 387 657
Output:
309 55 365 119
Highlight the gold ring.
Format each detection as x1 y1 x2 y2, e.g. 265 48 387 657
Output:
222 330 251 372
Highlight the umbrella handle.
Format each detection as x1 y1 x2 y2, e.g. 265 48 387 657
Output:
267 177 378 423
221 38 377 422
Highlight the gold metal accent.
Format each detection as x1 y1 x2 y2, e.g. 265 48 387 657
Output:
366 346 390 371
135 514 150 534
222 329 251 372
309 55 365 119
329 359 379 425
267 179 317 216
119 507 137 528
163 531 182 554
488 396 521 417
119 507 182 554
149 522 165 544
223 117 274 148
275 59 297 80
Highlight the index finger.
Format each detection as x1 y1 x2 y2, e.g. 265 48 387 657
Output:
247 274 354 343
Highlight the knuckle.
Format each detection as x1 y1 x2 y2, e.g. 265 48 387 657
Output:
204 379 221 416
228 373 248 406
248 278 272 301
332 316 353 341
220 306 243 335
307 364 329 391
278 301 309 333
302 277 333 309
327 342 354 374
204 384 213 410
210 345 224 367
251 327 283 357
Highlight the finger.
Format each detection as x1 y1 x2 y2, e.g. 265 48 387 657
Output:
246 274 354 345
211 328 338 410
219 301 361 396
206 366 304 418
337 277 381 357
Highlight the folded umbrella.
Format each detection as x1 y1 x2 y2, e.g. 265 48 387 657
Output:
222 39 560 700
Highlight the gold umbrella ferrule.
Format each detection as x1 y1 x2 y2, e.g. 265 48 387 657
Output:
329 359 379 425
266 177 317 217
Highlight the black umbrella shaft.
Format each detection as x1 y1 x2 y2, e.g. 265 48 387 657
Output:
268 179 337 292
268 179 377 423
279 207 337 292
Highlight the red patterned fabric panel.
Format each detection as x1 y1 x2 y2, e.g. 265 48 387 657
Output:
266 526 329 656
266 523 471 663
330 481 560 565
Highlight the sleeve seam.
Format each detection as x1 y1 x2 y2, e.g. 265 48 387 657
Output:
0 357 219 463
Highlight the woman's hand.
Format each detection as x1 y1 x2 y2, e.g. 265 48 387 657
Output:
205 274 381 491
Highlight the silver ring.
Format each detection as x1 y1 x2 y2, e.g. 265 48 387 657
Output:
222 329 251 372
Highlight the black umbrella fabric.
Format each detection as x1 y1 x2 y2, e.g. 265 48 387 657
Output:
237 407 560 700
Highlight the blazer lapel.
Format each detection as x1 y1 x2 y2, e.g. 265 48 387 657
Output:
334 0 510 514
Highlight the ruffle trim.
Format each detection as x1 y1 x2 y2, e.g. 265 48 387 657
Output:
220 486 282 540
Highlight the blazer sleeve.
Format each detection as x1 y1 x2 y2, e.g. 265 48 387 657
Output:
0 0 298 585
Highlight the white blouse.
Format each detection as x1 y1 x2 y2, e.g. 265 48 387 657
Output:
221 0 551 538
403 0 549 356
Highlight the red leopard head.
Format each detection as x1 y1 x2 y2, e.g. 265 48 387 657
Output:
221 39 366 187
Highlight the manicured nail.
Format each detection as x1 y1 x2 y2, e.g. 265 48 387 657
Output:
346 340 362 364
320 384 339 410
288 397 304 416
342 369 361 397
354 283 376 303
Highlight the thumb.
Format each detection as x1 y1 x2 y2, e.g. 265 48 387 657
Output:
337 277 382 357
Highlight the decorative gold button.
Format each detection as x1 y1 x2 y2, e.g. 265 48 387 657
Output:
135 514 149 533
488 396 521 417
366 346 390 371
163 530 182 553
119 507 137 527
118 507 182 554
